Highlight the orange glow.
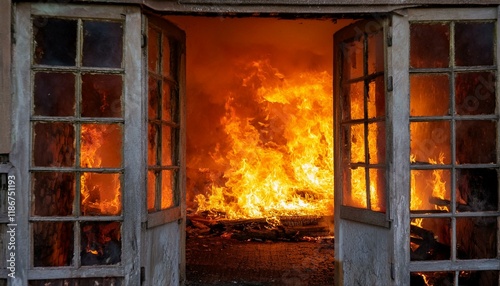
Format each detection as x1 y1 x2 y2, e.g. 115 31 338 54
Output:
193 59 334 219
80 124 122 216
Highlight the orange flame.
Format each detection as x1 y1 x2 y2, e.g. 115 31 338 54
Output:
80 124 121 216
194 60 333 219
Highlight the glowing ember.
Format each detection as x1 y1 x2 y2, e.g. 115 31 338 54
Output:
194 59 333 220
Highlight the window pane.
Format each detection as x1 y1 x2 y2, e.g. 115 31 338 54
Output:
367 31 384 75
410 169 451 212
342 81 364 121
81 124 122 168
345 124 365 164
456 168 498 212
33 17 77 66
81 173 121 216
368 122 385 164
343 167 367 209
32 172 74 216
148 77 160 119
81 74 122 117
162 83 175 121
367 76 385 118
148 124 158 166
34 72 75 116
457 217 497 259
410 218 451 261
369 168 385 212
148 27 160 73
162 125 173 166
147 171 156 212
455 22 494 66
410 23 450 68
410 121 451 165
410 74 450 116
33 122 75 167
81 221 121 266
455 72 496 115
82 21 123 68
162 35 171 76
148 78 160 119
342 37 364 80
161 170 175 209
33 222 74 267
456 120 496 164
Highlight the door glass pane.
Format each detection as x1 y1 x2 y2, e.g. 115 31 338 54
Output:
81 74 123 118
81 124 122 168
456 120 496 164
162 35 171 76
369 168 385 212
410 121 451 165
455 22 494 66
457 217 497 259
33 122 75 167
33 222 74 267
410 218 451 261
81 173 121 216
455 72 496 115
82 21 123 68
343 82 364 121
367 76 385 118
410 169 451 212
410 74 450 116
368 31 384 74
161 170 175 209
456 168 498 212
148 124 158 166
368 122 386 164
148 27 161 73
81 221 121 266
32 172 75 216
343 167 367 209
34 72 75 116
161 126 173 166
33 17 77 66
410 23 450 68
342 37 364 80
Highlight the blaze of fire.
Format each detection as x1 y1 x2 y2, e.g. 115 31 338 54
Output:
80 124 121 216
194 60 334 219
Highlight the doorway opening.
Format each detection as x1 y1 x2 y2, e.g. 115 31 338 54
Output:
166 15 353 285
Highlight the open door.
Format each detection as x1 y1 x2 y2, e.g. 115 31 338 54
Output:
333 18 392 285
142 15 187 286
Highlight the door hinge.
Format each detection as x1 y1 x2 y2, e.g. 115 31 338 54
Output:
387 76 393 92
